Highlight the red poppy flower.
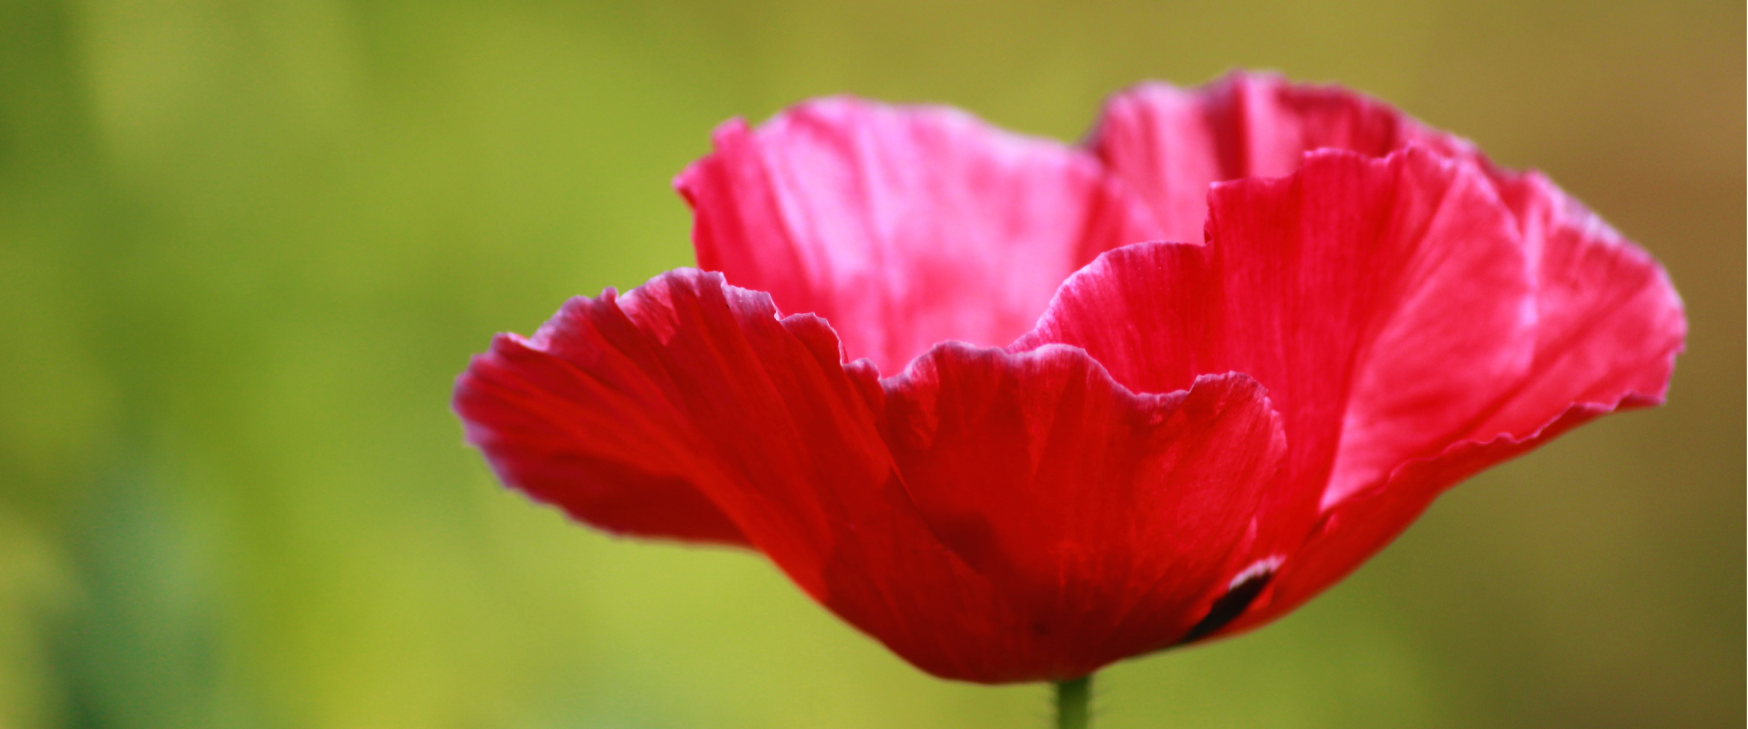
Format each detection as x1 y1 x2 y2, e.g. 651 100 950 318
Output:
453 72 1685 684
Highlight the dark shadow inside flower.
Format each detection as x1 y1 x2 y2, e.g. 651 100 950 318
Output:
1178 559 1280 645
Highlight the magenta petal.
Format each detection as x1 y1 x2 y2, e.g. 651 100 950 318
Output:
676 97 1158 375
1466 170 1686 436
1090 71 1471 243
452 271 1005 682
451 271 988 679
1232 174 1687 634
875 347 1286 680
1320 169 1686 509
453 269 901 550
453 322 748 545
1021 146 1547 606
456 268 1295 684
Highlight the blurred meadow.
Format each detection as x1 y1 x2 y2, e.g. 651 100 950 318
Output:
1 0 1743 726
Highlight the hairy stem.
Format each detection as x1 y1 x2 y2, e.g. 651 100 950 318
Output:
1054 675 1092 729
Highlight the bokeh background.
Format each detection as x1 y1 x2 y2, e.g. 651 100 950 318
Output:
1 0 1742 726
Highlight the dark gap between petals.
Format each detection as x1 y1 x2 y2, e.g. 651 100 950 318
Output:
1177 568 1275 645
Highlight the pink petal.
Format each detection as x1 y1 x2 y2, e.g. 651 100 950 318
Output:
452 269 899 547
1086 76 1684 638
875 348 1287 680
1471 170 1686 434
1228 172 1686 634
1021 147 1542 616
456 269 1292 683
453 273 1009 679
453 321 748 545
1089 71 1470 243
676 97 1157 375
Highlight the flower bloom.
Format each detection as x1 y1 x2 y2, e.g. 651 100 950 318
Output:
453 72 1685 683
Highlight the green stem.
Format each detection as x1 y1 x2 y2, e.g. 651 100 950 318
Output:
1054 675 1092 729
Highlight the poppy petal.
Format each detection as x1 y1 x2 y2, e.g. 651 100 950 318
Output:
453 271 1028 682
452 268 901 547
454 270 1010 680
456 268 1294 683
874 347 1286 681
453 319 748 545
1226 172 1686 635
676 97 1158 375
1471 170 1687 435
1089 71 1470 243
1025 147 1535 576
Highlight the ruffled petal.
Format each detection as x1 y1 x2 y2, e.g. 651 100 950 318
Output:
1021 147 1541 615
454 269 908 553
457 268 1295 684
1222 173 1686 635
1470 170 1686 433
1089 71 1470 243
1087 77 1683 639
1020 145 1531 552
874 348 1287 679
453 300 750 545
453 272 1012 681
677 97 1158 375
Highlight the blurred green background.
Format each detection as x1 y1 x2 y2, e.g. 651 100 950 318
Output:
1 0 1741 726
